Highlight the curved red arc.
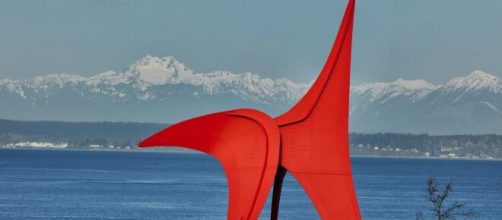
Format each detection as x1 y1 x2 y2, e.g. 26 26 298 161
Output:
225 111 273 218
139 109 280 220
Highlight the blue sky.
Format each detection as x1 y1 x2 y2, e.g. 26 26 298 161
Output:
1 0 501 84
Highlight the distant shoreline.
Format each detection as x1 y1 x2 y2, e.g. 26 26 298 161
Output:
351 154 502 162
0 146 191 154
2 147 501 162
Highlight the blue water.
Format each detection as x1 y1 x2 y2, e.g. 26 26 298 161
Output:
0 149 501 219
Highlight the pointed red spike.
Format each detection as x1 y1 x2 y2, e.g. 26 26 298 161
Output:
139 109 280 220
276 0 356 126
274 0 362 219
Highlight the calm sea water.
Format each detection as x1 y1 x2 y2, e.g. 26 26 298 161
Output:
0 149 501 219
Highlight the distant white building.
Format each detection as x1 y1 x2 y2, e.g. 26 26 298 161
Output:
13 142 68 149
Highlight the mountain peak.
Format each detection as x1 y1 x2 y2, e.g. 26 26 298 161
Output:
126 55 193 86
134 55 178 67
444 70 502 93
468 70 496 79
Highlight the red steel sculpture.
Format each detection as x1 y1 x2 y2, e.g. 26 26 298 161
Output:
139 0 361 219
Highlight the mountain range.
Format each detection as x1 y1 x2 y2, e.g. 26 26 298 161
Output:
1 55 501 134
351 70 502 134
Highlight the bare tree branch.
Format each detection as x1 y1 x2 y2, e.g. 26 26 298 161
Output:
418 178 477 220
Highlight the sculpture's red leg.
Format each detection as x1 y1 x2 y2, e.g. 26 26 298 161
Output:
270 166 287 220
139 109 280 220
274 0 361 219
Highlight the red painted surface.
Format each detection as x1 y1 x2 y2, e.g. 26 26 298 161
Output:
275 0 361 219
139 0 360 219
139 109 280 219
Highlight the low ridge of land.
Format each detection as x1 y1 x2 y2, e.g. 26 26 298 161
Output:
1 119 501 159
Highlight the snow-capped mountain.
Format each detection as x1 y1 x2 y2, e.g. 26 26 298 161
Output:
0 55 308 122
350 70 502 134
351 78 438 103
1 55 501 134
0 55 307 103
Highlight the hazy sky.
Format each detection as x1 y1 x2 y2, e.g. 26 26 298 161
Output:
1 0 501 84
